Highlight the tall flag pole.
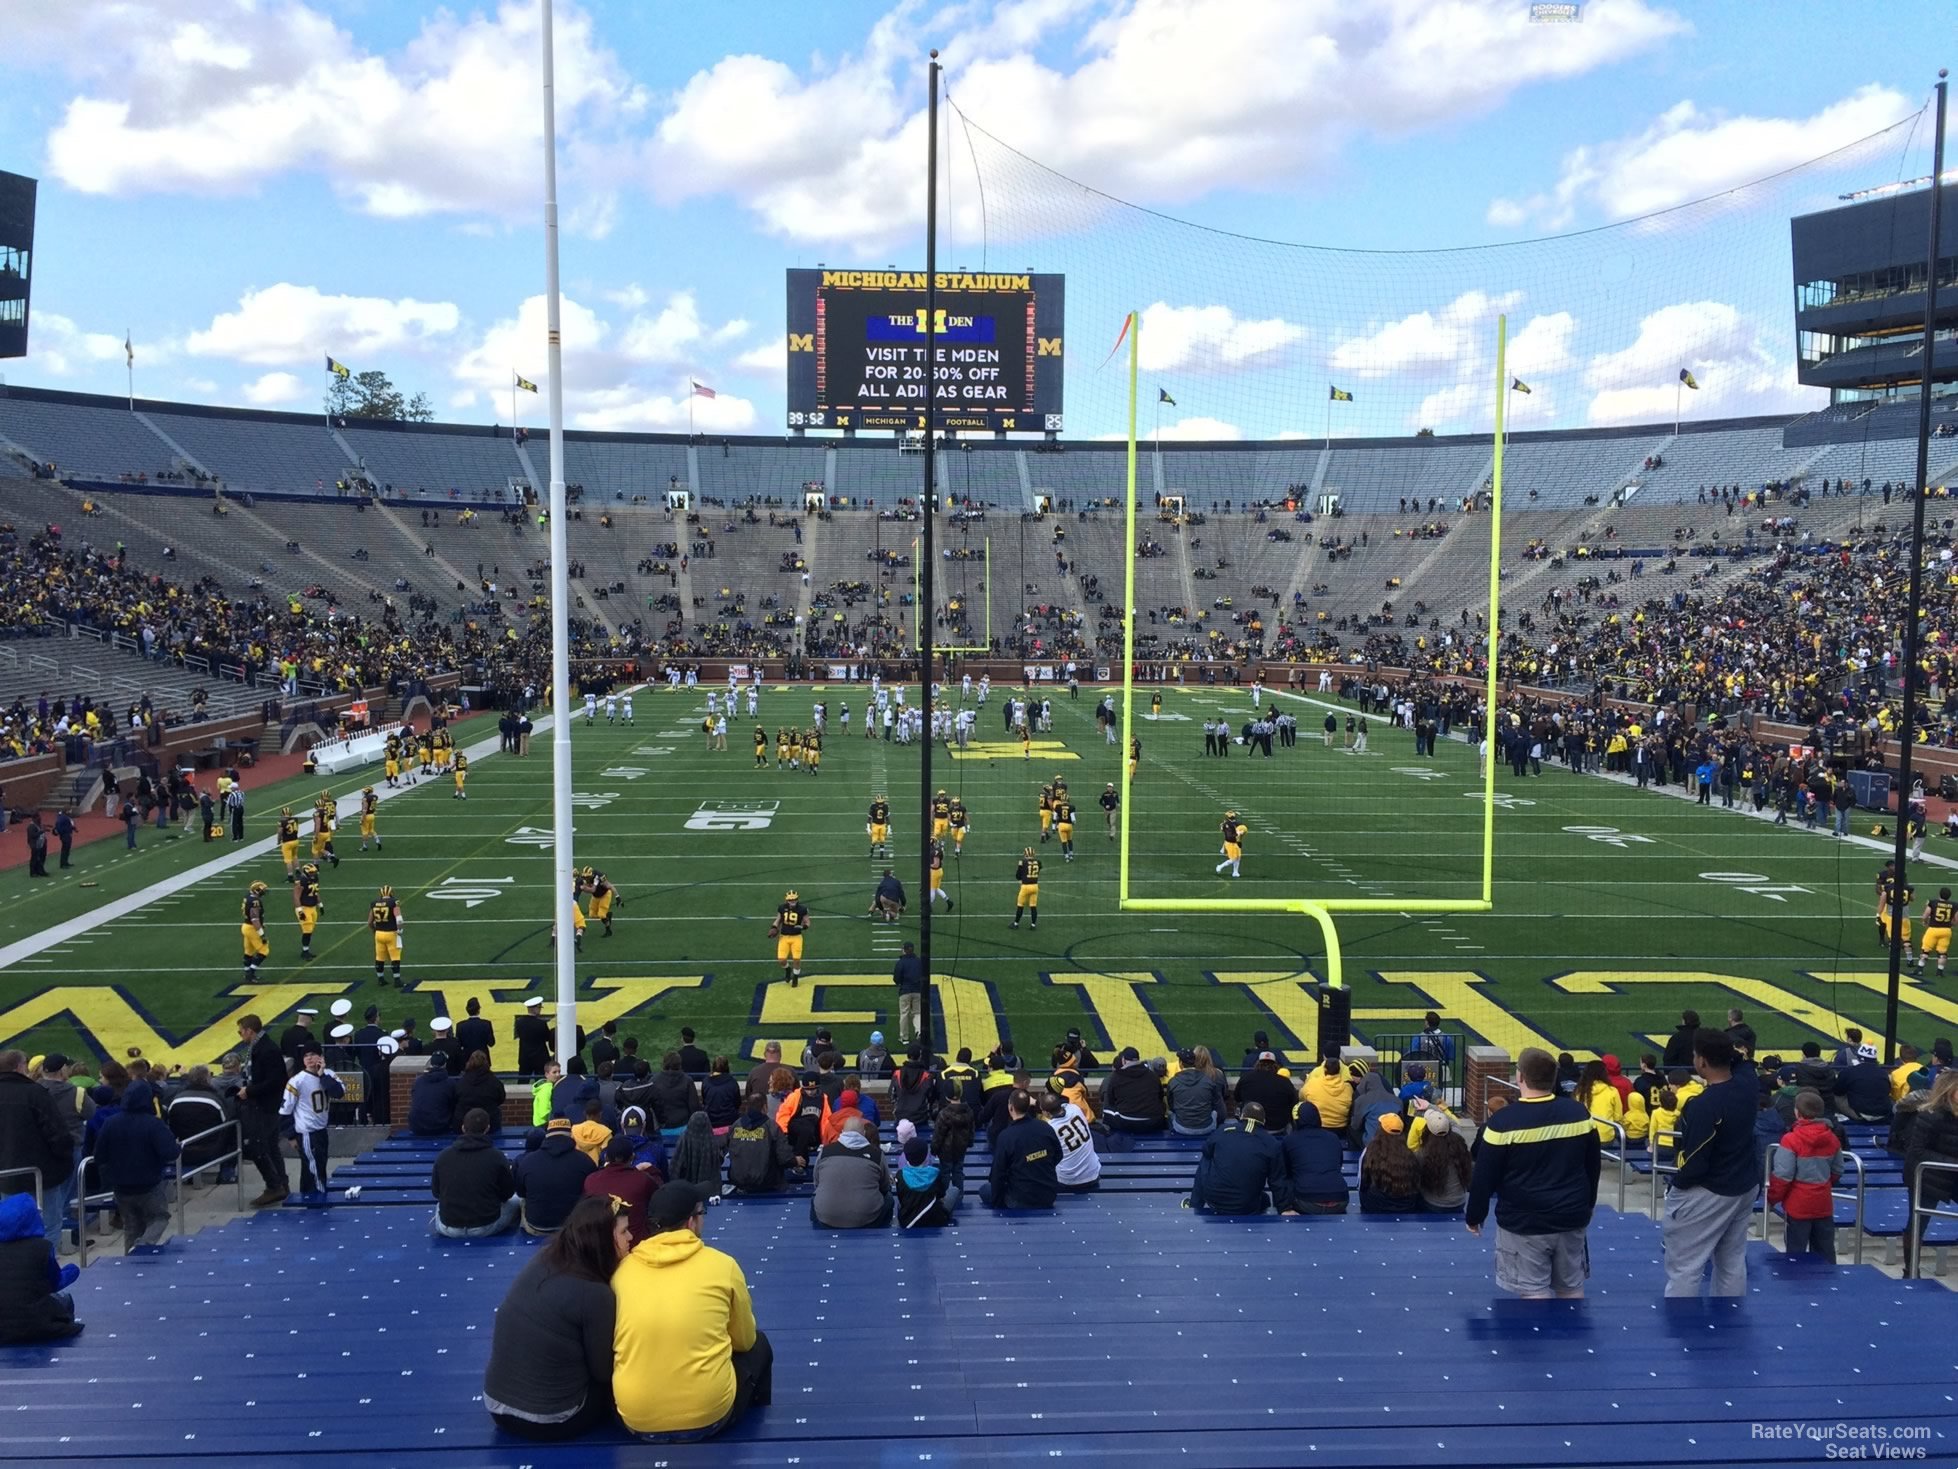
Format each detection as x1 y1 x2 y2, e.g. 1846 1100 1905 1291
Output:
124 330 133 412
1675 367 1699 436
540 0 578 1064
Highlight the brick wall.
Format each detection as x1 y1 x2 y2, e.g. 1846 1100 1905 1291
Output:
388 1055 535 1133
1463 1046 1512 1124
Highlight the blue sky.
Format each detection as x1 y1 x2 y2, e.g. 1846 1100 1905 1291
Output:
0 0 1946 439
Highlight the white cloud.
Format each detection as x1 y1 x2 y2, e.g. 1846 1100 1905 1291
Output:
187 284 460 367
241 370 306 406
573 386 757 433
1582 299 1815 424
603 284 652 311
1150 415 1242 441
14 312 131 377
1505 311 1576 379
734 336 789 374
449 389 481 411
38 0 644 228
1136 303 1306 375
648 0 1684 249
1488 84 1913 228
1330 290 1518 380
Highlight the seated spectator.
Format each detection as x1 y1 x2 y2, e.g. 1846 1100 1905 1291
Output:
1278 1100 1349 1214
1576 1059 1624 1143
1040 1089 1101 1193
1189 1102 1286 1215
1169 1050 1225 1136
775 1073 829 1165
701 1059 742 1133
572 1100 613 1166
1231 1050 1294 1133
1397 1063 1435 1108
1345 1065 1398 1148
647 1053 700 1136
1768 1090 1842 1261
811 1117 891 1227
0 1191 81 1342
432 1109 519 1238
617 1107 668 1180
843 1074 880 1127
1905 1071 1958 1276
1099 1047 1168 1133
1358 1115 1424 1213
612 1182 772 1440
482 1194 625 1440
1622 1089 1650 1145
1240 1030 1274 1070
668 1112 723 1193
408 1056 460 1136
725 1094 793 1195
887 1048 938 1131
894 1136 956 1228
1414 1112 1473 1214
585 1136 658 1244
1836 1052 1893 1122
1648 1087 1682 1162
453 1051 507 1132
165 1065 234 1177
857 1031 891 1081
516 1118 597 1234
1300 1051 1353 1133
1048 1066 1096 1123
980 1089 1059 1209
90 1081 180 1250
822 1089 866 1145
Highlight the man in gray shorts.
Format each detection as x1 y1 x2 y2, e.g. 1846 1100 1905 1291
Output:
1465 1046 1602 1299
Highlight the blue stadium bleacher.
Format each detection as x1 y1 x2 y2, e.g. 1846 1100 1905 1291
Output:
342 424 528 502
9 1176 1956 1468
0 395 180 478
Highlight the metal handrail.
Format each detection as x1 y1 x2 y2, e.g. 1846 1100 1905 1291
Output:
67 1119 245 1264
1906 1160 1958 1280
1479 1072 1520 1119
69 1155 111 1268
1759 1143 1868 1266
172 1119 246 1236
1593 1117 1629 1213
0 1165 43 1212
1648 1127 1681 1216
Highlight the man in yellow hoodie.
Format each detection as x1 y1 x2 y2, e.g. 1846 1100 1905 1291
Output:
613 1181 772 1439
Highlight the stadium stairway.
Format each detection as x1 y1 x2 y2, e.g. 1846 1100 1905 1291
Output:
7 1185 1955 1468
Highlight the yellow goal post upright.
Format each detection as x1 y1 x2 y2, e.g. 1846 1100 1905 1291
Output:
912 535 994 654
1115 311 1510 990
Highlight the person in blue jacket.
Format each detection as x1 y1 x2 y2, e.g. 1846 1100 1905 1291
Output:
0 1192 82 1342
1188 1103 1286 1216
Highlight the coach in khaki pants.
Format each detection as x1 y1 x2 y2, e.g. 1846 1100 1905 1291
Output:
892 944 927 1050
1661 1029 1758 1296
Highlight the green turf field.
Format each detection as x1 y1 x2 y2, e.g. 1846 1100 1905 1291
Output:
2 685 1950 1074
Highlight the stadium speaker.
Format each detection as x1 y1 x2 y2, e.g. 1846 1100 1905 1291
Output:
1940 774 1958 802
1315 985 1353 1052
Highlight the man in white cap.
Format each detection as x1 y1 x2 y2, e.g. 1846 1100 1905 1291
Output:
279 1007 320 1073
430 1015 459 1075
515 995 552 1077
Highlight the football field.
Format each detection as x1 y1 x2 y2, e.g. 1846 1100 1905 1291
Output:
1 683 1950 1074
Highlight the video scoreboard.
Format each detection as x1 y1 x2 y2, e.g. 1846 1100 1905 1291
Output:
785 268 1064 432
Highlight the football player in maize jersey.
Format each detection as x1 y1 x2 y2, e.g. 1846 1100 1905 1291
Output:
359 786 381 849
1011 847 1041 929
868 795 892 858
293 862 323 960
1921 887 1955 976
806 728 822 775
384 732 403 786
1037 783 1055 843
775 727 789 768
417 729 435 777
241 880 271 981
931 789 952 841
1214 810 1247 878
1129 735 1142 781
772 889 811 988
947 796 969 856
581 866 620 937
1877 863 1913 952
1053 794 1076 862
928 840 952 910
277 806 301 878
754 725 768 768
369 885 403 985
311 792 340 866
452 750 469 799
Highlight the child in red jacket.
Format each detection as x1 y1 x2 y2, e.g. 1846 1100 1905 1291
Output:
1767 1090 1844 1261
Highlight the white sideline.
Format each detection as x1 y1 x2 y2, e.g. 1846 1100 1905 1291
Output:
0 711 558 974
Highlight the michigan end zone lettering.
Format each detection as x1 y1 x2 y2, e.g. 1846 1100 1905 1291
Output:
786 267 1065 432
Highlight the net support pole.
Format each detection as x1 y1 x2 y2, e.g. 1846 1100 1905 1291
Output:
918 51 941 1042
1118 310 1139 904
541 0 578 1064
1884 70 1947 1065
1482 315 1507 905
